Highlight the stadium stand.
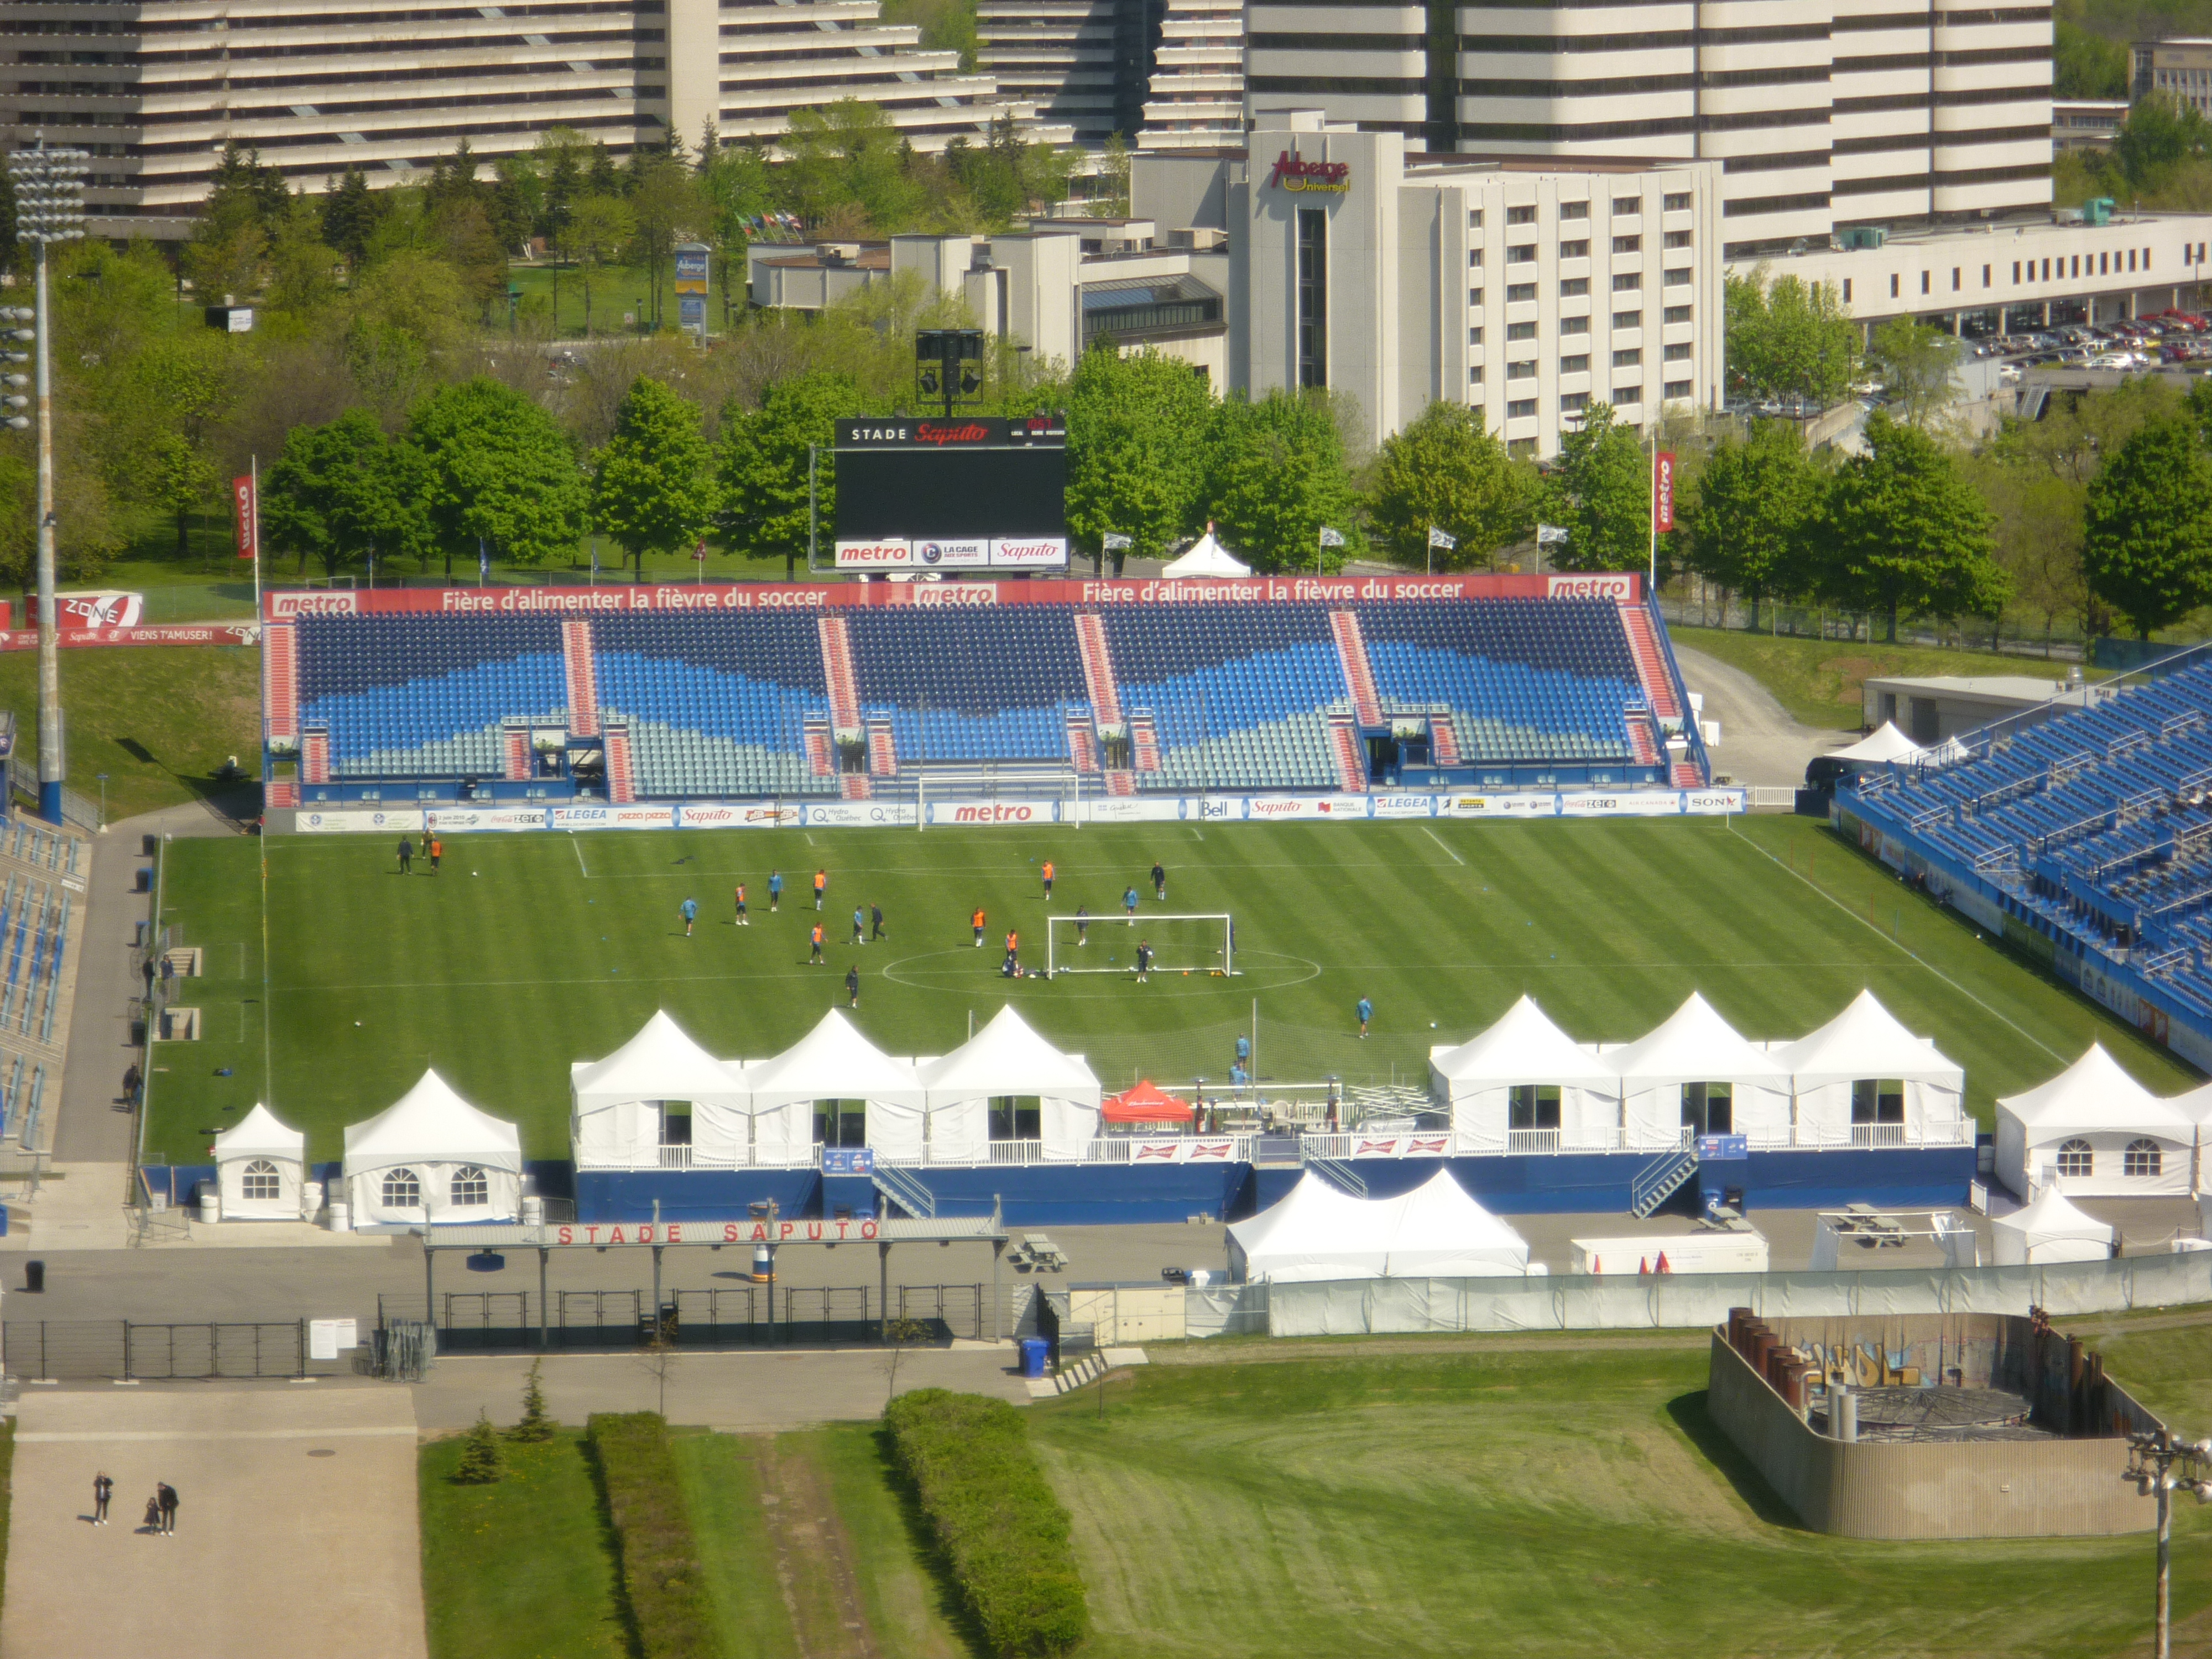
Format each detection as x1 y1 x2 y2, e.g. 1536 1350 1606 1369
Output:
298 615 566 779
594 612 831 799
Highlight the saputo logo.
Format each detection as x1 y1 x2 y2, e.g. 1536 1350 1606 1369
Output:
913 421 990 446
685 808 737 824
1268 151 1350 193
951 804 1036 823
1249 799 1306 816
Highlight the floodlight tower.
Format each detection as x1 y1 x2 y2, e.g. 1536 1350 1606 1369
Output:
4 139 88 826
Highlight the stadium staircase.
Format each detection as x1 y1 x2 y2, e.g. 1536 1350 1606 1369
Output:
1329 611 1384 728
803 714 834 779
1327 716 1368 792
603 724 637 804
1065 711 1099 774
866 716 898 779
1626 711 1662 769
872 1164 935 1219
841 774 873 800
817 617 863 736
1671 759 1704 788
1303 1155 1369 1198
502 725 530 782
1128 711 1162 774
263 622 300 742
300 731 331 786
1631 1146 1699 1218
1074 613 1123 726
562 620 600 737
1618 605 1682 722
1105 770 1137 796
1428 712 1461 766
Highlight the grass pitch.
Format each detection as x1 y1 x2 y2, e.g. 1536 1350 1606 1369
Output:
145 814 2201 1162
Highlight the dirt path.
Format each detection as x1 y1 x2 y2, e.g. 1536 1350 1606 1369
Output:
758 1434 879 1659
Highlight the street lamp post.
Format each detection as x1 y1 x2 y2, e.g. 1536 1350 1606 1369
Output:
2123 1430 2212 1659
5 139 89 828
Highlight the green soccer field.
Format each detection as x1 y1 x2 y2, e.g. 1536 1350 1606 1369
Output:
143 815 2203 1164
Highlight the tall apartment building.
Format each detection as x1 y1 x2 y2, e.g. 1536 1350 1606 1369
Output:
977 0 1241 149
1 0 1045 238
1244 0 2055 258
2133 38 2212 118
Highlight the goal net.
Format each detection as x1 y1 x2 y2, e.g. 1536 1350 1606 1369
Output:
1044 912 1237 977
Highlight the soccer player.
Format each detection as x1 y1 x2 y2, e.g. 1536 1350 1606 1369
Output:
1123 886 1139 923
680 896 699 937
427 836 442 875
1041 859 1055 902
734 882 749 926
852 905 865 946
1004 928 1019 974
871 903 885 941
972 906 987 947
1357 996 1373 1039
1135 939 1153 983
397 836 414 875
813 868 828 911
1235 1034 1250 1071
810 923 826 964
846 964 861 1008
1076 904 1091 947
769 870 784 912
1151 859 1166 901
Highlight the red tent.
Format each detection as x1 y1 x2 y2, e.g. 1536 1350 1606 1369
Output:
1100 1079 1193 1125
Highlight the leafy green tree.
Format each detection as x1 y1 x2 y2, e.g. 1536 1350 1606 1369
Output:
565 194 635 337
592 377 720 578
1542 404 1648 572
625 153 702 328
2055 15 2128 98
2116 92 2211 194
1682 421 1824 628
717 369 853 575
1365 401 1532 570
785 101 926 233
1818 411 2007 640
1725 270 1860 410
1867 317 1965 429
265 409 432 577
406 378 588 570
2082 415 2212 639
1063 345 1214 572
107 332 243 559
1200 390 1363 572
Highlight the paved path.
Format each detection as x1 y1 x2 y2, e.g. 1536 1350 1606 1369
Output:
1672 643 1843 789
2 1384 425 1659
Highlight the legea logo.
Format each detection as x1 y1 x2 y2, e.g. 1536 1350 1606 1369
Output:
271 592 361 617
952 804 1035 823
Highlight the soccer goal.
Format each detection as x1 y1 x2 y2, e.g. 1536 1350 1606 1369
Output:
1044 912 1237 977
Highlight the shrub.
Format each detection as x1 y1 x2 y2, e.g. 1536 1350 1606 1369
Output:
509 1359 555 1443
587 1412 717 1659
453 1410 504 1484
884 1389 1089 1657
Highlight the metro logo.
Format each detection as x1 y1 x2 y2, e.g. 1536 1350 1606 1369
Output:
951 804 1036 823
834 540 911 567
270 592 361 617
1545 573 1635 601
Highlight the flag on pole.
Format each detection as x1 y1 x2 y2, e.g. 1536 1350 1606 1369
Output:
232 474 257 561
1318 527 1346 547
478 539 491 582
1536 524 1569 545
1102 533 1133 551
1653 451 1677 533
1427 525 1457 550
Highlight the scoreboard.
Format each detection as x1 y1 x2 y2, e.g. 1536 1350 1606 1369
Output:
831 415 1068 572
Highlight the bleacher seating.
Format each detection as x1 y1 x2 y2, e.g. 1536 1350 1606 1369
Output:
594 612 833 798
299 616 565 778
844 610 1087 764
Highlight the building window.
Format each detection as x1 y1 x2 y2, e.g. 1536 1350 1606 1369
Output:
1613 310 1639 331
2145 247 2152 270
1663 342 1691 361
1469 326 1483 345
1664 229 1692 249
1613 198 1641 215
1951 267 1960 291
1663 192 1691 211
1468 208 1483 228
1613 235 1641 254
1921 271 1931 294
1664 379 1693 401
1509 1082 1559 1129
1297 207 1327 390
1470 249 1484 269
241 1160 281 1202
1850 1079 1905 1125
1559 353 1589 374
1507 204 1536 225
1507 359 1537 379
1559 239 1589 259
1507 283 1537 302
1683 1081 1733 1136
1506 398 1537 419
1561 316 1589 336
2043 257 2051 279
2012 260 2020 282
1890 273 1900 298
451 1165 491 1206
2057 1139 2093 1179
1663 305 1691 325
1982 263 1991 288
2125 1139 2163 1178
1613 347 1642 367
1506 321 1537 341
382 1168 421 1209
1613 273 1641 292
1508 244 1536 264
1561 201 1588 221
1559 278 1589 297
2099 251 2107 274
1508 437 1537 457
1613 384 1642 405
1470 287 1484 307
1559 392 1589 413
1842 277 1853 302
1470 367 1483 383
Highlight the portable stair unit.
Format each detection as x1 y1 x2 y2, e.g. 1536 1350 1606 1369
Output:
561 619 600 738
300 730 331 786
1073 613 1123 727
1065 710 1100 774
602 724 637 805
1327 716 1369 792
1625 709 1662 768
866 716 898 778
1329 611 1384 728
503 724 532 782
1428 711 1462 766
262 622 300 744
817 615 863 739
803 713 836 779
1128 711 1162 774
1617 605 1682 723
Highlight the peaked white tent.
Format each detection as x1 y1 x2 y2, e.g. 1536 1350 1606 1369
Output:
1777 989 1968 1145
1995 1045 2198 1198
1991 1186 2117 1265
915 1005 1102 1163
1607 992 1792 1150
1428 995 1620 1150
2166 1078 2212 1196
1160 526 1251 578
570 1010 751 1167
342 1070 523 1225
1227 1168 1531 1282
745 1010 919 1162
1830 722 1923 765
213 1103 308 1221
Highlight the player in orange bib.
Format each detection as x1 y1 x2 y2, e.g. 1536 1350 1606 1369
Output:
810 924 825 963
734 883 749 925
972 906 987 947
1041 859 1055 902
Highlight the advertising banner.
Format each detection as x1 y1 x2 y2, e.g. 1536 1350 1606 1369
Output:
1080 796 1184 823
297 808 426 834
1682 789 1749 816
423 807 551 832
1129 1138 1237 1164
56 591 145 628
1558 791 1687 817
0 622 259 652
1191 796 1242 823
800 801 920 828
1444 794 1558 819
909 539 989 570
1240 796 1365 822
1369 794 1437 819
675 802 801 830
925 800 1057 827
1350 1133 1452 1159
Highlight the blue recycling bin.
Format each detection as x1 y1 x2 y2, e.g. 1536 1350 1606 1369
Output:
1019 1338 1050 1379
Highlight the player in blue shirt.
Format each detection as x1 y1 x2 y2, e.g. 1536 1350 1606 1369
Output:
681 896 699 937
768 870 784 912
1123 886 1139 923
1357 997 1372 1039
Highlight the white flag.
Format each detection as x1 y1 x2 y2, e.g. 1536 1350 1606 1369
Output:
1102 533 1133 551
1537 524 1569 545
1427 525 1457 550
1318 527 1346 547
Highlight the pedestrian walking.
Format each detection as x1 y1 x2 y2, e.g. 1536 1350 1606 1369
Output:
156 1483 178 1536
1357 996 1373 1039
397 837 413 874
1136 940 1153 983
769 870 784 912
734 882 749 925
1151 859 1166 901
1041 859 1055 902
427 835 442 875
121 1062 140 1106
680 896 698 937
846 964 861 1008
870 902 885 941
810 924 825 964
142 1495 160 1532
852 905 865 946
1076 904 1090 947
813 868 828 911
972 906 987 947
92 1471 111 1526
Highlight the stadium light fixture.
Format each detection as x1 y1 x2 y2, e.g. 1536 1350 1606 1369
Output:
2124 1431 2212 1659
4 139 89 827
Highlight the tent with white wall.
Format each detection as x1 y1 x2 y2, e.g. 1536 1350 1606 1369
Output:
915 1005 1102 1163
342 1069 523 1226
1606 992 1793 1150
213 1103 307 1221
1160 526 1251 578
1831 723 1923 764
2166 1077 2212 1196
1428 995 1620 1150
570 1010 749 1167
1777 989 1968 1145
745 1010 920 1162
1995 1044 2198 1198
1990 1186 2117 1265
1227 1169 1531 1282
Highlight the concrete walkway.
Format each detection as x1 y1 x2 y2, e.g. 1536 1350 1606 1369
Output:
1673 643 1844 789
2 1384 426 1659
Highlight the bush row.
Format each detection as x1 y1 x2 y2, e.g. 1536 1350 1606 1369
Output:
883 1389 1089 1657
587 1412 718 1659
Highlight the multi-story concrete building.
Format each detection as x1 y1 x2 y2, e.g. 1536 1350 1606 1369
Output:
1244 0 2055 260
975 0 1241 149
2052 98 2128 152
0 0 1050 239
2133 37 2212 118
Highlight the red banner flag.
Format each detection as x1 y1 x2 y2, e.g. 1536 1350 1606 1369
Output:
233 473 257 561
1653 451 1677 534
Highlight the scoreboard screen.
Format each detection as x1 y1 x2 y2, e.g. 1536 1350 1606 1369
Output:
831 415 1068 572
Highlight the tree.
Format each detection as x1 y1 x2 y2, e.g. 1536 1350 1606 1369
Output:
1725 270 1860 410
785 101 925 232
2115 92 2211 194
592 377 720 578
319 168 384 270
509 1359 555 1443
1542 404 1648 572
565 195 635 337
2082 415 2212 639
1063 345 1215 572
107 332 242 560
1867 317 1966 429
453 1410 504 1484
264 409 432 577
717 369 852 576
1201 390 1363 572
2055 15 2128 98
406 378 588 569
1365 401 1532 570
625 154 702 329
1681 421 1824 628
1817 410 2007 640
1092 133 1131 219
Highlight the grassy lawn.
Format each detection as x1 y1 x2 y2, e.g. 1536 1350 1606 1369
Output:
419 1430 633 1659
144 813 2201 1162
1670 624 2099 731
1026 1347 2211 1659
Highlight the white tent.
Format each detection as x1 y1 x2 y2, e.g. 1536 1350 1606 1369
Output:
1606 992 1793 1150
570 1010 751 1167
1830 722 1923 764
1777 989 1968 1145
342 1069 524 1226
1428 995 1620 1150
915 1005 1102 1163
2167 1078 2212 1196
1160 526 1251 579
213 1103 308 1221
1991 1186 2117 1265
745 1010 919 1162
1995 1044 2198 1198
1227 1168 1531 1282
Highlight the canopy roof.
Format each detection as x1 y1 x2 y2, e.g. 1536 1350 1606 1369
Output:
744 1009 922 1108
915 1005 1100 1100
1996 1044 2196 1135
1606 992 1790 1087
213 1102 304 1162
1830 722 1923 764
343 1069 522 1170
1992 1186 2116 1250
1101 1079 1191 1123
571 1010 745 1108
1229 1168 1529 1281
1431 994 1615 1087
1161 526 1251 578
2164 1077 2212 1125
1775 989 1963 1087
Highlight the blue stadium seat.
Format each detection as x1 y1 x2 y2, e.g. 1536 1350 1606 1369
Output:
298 615 564 777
